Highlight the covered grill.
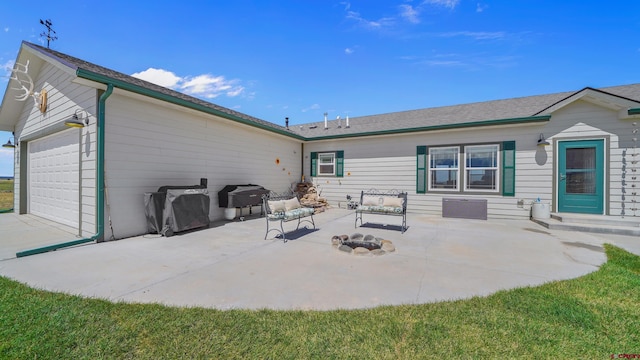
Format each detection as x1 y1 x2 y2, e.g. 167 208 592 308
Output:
144 179 210 237
218 184 270 219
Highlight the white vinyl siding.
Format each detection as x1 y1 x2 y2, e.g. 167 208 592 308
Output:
103 94 301 239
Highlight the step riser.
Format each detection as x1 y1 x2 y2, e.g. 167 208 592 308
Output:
532 218 640 236
550 214 640 227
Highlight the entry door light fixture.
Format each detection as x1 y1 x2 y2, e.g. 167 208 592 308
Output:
537 133 550 147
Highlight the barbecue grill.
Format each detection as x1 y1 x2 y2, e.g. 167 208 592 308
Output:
218 184 270 219
144 179 210 237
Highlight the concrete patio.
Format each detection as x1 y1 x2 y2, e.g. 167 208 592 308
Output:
0 209 638 311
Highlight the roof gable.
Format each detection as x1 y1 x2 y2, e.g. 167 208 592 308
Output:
533 87 640 117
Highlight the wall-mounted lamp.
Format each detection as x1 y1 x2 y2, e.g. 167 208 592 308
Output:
65 109 89 128
2 139 15 148
537 133 550 146
3 133 16 148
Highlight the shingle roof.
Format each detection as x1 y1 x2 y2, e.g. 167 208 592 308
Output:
289 83 640 138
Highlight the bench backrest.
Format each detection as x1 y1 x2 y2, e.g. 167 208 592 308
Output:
359 189 408 211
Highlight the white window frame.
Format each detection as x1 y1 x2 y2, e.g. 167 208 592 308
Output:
317 152 336 176
428 146 460 191
464 144 500 193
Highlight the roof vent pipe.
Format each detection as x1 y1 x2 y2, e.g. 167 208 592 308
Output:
346 116 350 128
285 117 289 130
324 112 328 129
337 115 341 128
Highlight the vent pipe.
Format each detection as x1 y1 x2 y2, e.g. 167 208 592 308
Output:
285 117 289 130
346 115 350 128
337 116 341 128
324 112 328 129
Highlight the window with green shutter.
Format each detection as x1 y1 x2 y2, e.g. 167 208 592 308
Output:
502 141 516 196
311 151 344 177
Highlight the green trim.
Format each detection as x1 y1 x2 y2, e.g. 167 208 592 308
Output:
336 150 344 177
16 84 114 258
502 141 516 197
629 108 640 115
416 146 427 194
304 116 551 141
76 69 306 141
310 152 317 177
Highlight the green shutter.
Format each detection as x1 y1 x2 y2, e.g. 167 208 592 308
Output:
417 146 427 193
336 150 344 177
310 152 317 177
502 141 516 196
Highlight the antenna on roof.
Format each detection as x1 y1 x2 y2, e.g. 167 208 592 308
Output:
39 19 58 49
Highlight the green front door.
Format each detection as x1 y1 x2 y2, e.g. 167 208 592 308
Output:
558 139 604 214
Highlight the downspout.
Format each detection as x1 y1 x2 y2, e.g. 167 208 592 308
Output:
301 142 305 183
16 84 114 257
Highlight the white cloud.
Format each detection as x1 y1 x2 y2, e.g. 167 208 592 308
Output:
301 104 320 113
423 0 460 9
345 47 354 55
437 31 506 40
476 3 489 12
4 27 9 32
131 68 181 88
346 10 395 29
132 67 244 99
399 4 420 24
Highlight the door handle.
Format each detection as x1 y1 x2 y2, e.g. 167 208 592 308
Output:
560 173 566 181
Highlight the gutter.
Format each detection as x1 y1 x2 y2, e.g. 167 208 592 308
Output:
16 84 114 257
629 108 640 116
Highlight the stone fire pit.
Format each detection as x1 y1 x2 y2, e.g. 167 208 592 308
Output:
331 233 396 256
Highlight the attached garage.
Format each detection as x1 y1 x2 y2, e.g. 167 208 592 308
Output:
28 129 80 228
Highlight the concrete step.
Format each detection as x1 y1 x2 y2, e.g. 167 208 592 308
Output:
532 214 640 236
550 213 640 227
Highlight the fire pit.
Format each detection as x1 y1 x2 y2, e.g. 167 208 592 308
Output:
331 233 396 256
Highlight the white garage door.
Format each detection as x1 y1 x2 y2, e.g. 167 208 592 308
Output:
29 129 80 228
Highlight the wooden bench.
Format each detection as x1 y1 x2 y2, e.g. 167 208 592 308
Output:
262 192 316 242
354 189 408 233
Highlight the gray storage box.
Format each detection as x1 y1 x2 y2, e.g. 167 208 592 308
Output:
442 198 487 220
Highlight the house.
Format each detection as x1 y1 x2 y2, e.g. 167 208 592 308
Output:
1 41 639 253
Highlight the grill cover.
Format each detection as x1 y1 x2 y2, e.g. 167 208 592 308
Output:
161 188 210 235
218 184 270 208
144 180 209 236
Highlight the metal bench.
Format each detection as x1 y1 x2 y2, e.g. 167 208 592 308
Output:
354 189 408 233
262 191 316 242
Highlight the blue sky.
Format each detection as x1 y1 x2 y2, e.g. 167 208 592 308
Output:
1 1 640 176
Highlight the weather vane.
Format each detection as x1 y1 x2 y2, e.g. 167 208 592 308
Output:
39 19 57 48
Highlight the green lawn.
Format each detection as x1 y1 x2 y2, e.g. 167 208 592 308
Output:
1 244 638 359
0 179 13 211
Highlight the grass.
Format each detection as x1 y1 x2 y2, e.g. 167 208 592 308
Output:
0 244 638 359
0 179 13 211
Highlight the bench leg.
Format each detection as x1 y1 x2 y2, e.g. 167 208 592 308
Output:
354 211 363 228
265 220 287 242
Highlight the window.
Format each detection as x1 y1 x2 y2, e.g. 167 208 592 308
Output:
310 151 344 177
419 142 513 195
465 144 499 192
429 147 459 190
318 152 336 175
